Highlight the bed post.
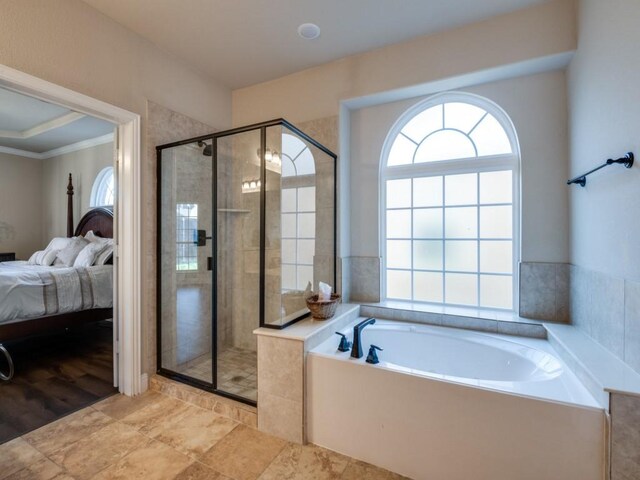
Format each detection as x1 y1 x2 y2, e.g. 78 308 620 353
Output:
67 173 74 237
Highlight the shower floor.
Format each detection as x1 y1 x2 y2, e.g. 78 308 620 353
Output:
182 346 257 401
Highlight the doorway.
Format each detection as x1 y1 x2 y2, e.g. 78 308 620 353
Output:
0 64 143 399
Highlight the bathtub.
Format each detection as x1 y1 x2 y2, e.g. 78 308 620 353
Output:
307 318 606 480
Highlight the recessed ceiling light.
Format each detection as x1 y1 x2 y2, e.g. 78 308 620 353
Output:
298 23 321 40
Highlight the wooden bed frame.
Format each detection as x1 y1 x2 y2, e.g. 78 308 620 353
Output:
0 173 114 381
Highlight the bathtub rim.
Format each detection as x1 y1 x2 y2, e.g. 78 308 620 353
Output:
310 318 603 411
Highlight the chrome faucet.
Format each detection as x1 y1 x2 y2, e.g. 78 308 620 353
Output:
351 317 376 358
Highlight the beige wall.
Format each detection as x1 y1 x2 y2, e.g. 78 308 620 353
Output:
568 0 640 280
41 142 114 243
0 152 43 259
232 0 576 126
565 0 640 375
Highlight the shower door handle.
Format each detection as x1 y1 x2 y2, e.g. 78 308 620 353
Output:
195 229 212 247
207 257 213 271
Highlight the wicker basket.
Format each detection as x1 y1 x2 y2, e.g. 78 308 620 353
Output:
306 293 341 320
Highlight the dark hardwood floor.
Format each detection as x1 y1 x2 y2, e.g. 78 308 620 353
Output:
0 321 116 444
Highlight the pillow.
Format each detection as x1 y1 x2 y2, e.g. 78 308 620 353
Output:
45 237 73 252
95 242 114 265
42 249 60 266
55 237 89 267
28 249 59 266
73 242 107 267
28 250 46 265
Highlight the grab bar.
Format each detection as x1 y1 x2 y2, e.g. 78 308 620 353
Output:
567 152 634 187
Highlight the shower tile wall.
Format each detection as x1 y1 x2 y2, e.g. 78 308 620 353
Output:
147 101 214 375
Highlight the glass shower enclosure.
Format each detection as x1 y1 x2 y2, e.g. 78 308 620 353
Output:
156 119 337 405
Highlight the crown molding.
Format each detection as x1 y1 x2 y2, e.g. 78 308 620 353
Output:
0 111 85 139
0 132 114 160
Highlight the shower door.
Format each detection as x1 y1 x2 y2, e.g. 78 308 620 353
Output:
158 138 215 388
157 131 261 405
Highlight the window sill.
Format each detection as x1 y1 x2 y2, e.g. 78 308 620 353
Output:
359 300 547 339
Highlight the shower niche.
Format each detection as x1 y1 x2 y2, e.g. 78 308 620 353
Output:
157 119 336 404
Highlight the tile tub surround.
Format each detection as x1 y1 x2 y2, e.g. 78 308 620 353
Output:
253 304 360 444
360 301 547 339
1 388 407 480
519 261 570 322
569 264 640 374
611 393 640 479
348 256 381 302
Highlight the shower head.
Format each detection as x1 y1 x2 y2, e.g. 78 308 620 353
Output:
198 140 212 157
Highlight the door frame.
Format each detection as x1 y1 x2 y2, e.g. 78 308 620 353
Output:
0 64 144 396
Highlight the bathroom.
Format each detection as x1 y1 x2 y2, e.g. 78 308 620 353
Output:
2 1 640 479
151 2 640 478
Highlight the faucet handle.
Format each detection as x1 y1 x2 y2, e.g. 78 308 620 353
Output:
335 332 352 352
366 344 383 364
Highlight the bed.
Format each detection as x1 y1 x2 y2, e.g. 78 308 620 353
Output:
0 174 114 381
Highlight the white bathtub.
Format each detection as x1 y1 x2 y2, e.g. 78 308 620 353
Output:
307 318 606 480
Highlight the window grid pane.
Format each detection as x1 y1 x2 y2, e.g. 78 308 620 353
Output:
176 203 198 271
385 169 513 309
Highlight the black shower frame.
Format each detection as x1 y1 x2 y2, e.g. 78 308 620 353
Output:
156 118 338 406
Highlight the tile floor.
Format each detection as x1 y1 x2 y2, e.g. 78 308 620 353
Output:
1 389 409 480
182 347 258 401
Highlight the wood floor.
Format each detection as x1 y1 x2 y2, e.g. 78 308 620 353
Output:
0 321 116 444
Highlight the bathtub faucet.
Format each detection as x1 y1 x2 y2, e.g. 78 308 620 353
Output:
351 317 376 358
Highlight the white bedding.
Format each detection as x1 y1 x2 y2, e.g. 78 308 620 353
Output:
0 261 113 324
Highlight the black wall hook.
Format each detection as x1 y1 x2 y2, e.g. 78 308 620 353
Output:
567 152 634 187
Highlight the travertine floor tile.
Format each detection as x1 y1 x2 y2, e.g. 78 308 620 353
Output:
174 461 232 480
4 457 64 480
92 391 163 420
22 409 113 456
48 421 149 479
119 396 191 434
147 406 238 458
0 437 48 479
199 425 287 480
258 443 350 480
90 439 192 480
341 459 411 480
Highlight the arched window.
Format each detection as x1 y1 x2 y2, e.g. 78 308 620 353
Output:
381 92 519 310
280 133 316 291
90 166 115 207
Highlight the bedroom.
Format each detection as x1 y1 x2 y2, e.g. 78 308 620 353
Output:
0 86 117 442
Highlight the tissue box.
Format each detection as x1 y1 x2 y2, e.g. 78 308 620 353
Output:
305 294 341 320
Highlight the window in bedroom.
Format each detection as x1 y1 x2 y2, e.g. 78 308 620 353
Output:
90 166 115 207
176 203 198 271
381 93 519 310
281 133 316 291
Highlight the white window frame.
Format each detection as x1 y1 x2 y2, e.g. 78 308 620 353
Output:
90 166 115 207
379 92 521 310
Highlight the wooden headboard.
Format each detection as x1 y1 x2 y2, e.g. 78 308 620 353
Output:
74 207 114 238
65 173 114 239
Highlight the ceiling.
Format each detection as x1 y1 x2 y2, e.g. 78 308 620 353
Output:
81 0 550 89
0 88 114 156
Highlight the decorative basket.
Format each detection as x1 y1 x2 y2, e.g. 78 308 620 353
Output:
306 293 341 320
